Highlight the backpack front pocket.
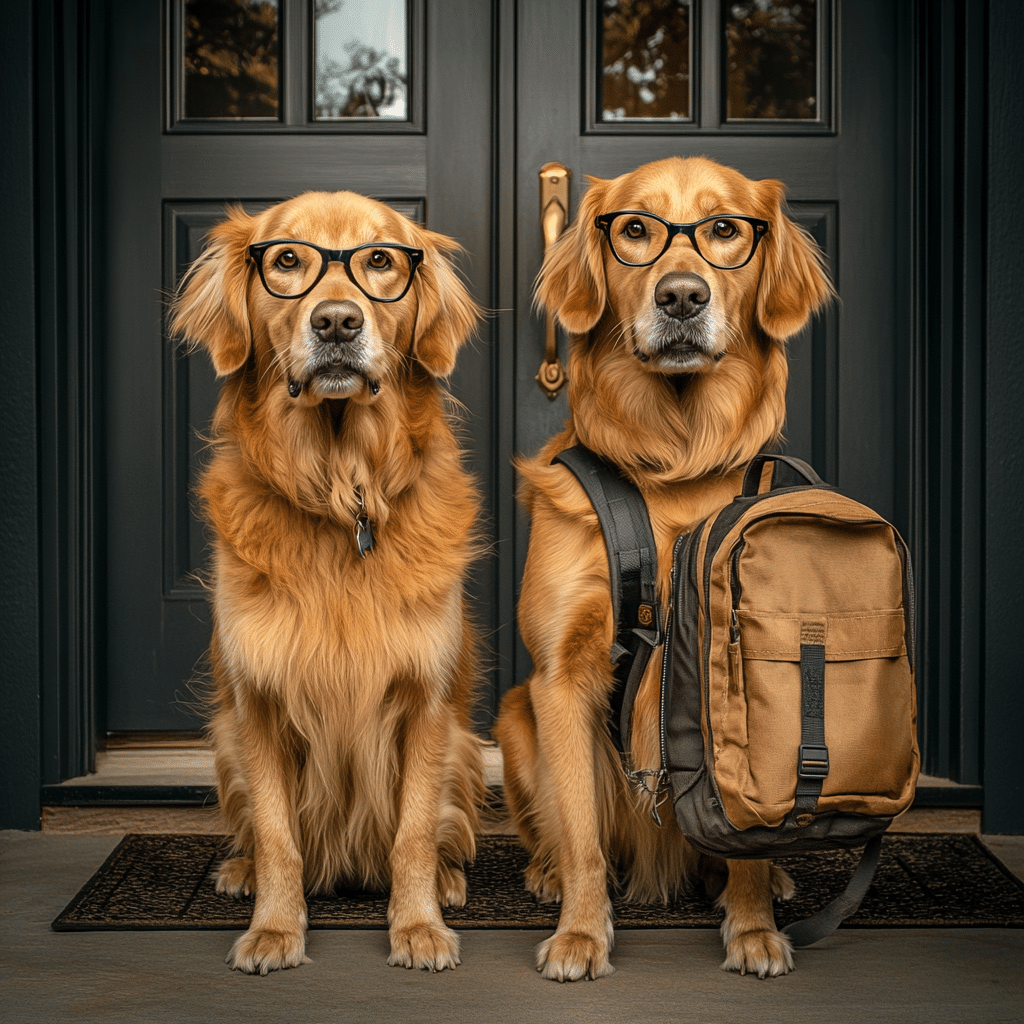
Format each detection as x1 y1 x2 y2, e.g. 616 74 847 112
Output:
721 609 916 829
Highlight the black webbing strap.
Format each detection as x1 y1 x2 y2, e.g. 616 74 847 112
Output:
782 834 884 947
794 623 829 815
784 620 882 947
552 445 662 752
741 453 825 497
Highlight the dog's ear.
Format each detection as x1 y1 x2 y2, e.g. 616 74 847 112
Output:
755 179 834 340
168 206 254 376
410 229 482 377
534 175 609 335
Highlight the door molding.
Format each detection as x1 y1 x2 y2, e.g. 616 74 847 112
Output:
1 1 44 828
37 0 102 785
910 0 985 793
983 0 1024 834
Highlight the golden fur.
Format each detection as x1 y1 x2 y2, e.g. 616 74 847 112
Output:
169 191 485 975
494 156 833 980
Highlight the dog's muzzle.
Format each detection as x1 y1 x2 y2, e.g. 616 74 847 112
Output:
633 270 726 367
286 299 382 400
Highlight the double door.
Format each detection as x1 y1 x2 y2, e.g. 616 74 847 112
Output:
102 0 907 736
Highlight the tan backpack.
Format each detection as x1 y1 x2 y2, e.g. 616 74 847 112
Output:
555 447 920 945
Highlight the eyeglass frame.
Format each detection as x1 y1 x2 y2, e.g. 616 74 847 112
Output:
246 239 425 302
593 211 770 270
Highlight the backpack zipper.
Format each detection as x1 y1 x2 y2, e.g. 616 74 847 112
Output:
658 532 689 774
647 530 693 825
729 541 745 642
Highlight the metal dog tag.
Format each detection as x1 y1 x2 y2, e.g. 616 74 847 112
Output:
355 516 375 559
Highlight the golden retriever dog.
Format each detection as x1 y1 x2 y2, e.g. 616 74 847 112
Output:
494 156 832 980
169 192 485 975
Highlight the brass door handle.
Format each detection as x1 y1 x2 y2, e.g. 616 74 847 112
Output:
536 162 570 400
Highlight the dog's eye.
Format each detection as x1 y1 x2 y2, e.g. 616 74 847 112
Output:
274 249 300 270
367 250 393 271
712 220 738 239
624 219 648 240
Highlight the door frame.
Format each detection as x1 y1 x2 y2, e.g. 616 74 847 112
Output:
4 0 1020 831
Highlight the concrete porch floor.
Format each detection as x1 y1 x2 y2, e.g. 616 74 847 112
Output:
3 803 1023 1023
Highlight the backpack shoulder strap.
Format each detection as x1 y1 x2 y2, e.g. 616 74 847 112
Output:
552 445 662 752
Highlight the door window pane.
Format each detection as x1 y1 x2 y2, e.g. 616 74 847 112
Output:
726 0 818 120
314 0 408 120
600 0 691 122
182 0 280 120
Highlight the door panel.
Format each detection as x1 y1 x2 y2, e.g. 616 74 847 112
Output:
102 0 494 733
511 0 904 691
160 138 427 195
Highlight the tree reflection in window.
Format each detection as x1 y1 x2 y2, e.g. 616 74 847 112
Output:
314 0 408 120
601 0 691 121
726 1 817 120
183 0 280 120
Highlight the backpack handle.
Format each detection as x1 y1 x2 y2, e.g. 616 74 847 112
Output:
741 453 826 497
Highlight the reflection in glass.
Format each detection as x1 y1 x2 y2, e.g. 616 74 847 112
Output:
726 0 818 120
315 0 408 120
600 0 691 121
183 0 280 119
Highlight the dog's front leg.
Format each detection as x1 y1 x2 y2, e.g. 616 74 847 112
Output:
387 697 462 972
226 691 310 975
718 858 795 977
531 672 616 982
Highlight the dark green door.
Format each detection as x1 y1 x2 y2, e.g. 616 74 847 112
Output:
509 0 909 688
101 0 911 744
101 0 495 732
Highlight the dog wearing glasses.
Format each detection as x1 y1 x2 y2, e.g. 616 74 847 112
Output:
169 191 484 975
494 156 832 980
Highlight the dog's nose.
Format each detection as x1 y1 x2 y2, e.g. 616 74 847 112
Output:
655 272 711 320
310 300 364 344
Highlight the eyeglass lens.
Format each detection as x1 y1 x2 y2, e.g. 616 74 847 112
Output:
259 243 415 299
606 214 759 269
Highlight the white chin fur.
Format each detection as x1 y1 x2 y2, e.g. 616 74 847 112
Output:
648 347 715 372
307 371 365 399
631 305 724 370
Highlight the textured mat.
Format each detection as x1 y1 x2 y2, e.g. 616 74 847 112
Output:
52 832 1024 932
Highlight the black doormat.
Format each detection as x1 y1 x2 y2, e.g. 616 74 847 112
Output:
52 832 1024 932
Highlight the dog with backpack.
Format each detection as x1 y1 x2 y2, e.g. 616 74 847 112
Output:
495 156 919 980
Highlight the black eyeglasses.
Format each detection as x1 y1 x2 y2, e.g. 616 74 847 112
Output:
594 211 769 270
246 239 424 302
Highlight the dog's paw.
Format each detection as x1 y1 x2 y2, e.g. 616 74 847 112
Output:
721 928 794 978
536 932 614 982
769 864 796 901
215 857 256 899
524 861 561 904
227 927 310 975
387 923 461 972
437 864 467 908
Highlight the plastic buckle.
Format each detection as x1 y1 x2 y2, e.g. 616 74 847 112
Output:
798 744 830 780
